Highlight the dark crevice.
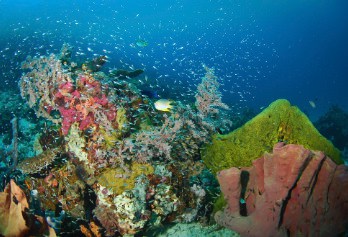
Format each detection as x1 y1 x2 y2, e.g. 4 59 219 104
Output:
306 155 327 205
277 153 312 228
325 165 338 212
239 170 249 216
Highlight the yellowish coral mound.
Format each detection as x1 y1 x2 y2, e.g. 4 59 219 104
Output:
97 162 154 195
202 99 342 174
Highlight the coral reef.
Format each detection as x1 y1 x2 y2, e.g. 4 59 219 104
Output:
128 67 231 163
65 122 89 163
19 53 71 124
19 53 118 137
151 183 179 220
93 160 218 235
55 74 118 135
19 52 124 173
215 143 348 237
14 46 231 235
202 99 342 174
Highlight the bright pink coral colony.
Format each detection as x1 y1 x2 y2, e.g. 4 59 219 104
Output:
53 75 117 135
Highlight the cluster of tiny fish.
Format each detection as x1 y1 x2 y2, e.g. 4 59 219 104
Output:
0 1 276 120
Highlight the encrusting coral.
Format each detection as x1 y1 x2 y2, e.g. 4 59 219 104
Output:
97 162 154 195
94 175 150 236
202 99 342 174
16 147 62 175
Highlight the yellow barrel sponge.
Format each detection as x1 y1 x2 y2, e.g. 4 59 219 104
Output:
202 99 342 174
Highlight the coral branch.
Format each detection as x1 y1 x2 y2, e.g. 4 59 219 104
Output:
19 54 71 124
195 66 229 117
126 66 231 163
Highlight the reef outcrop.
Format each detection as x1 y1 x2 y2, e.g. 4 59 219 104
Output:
215 143 348 237
314 105 348 150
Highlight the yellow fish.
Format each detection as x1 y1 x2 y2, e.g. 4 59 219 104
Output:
154 99 173 112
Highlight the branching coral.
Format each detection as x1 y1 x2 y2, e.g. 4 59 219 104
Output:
126 66 230 163
19 54 71 124
195 65 229 118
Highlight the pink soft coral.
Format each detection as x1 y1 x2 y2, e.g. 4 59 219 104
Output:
54 74 118 135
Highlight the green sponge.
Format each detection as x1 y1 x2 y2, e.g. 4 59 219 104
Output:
202 99 342 174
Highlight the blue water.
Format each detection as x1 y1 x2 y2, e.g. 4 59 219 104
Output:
1 0 347 120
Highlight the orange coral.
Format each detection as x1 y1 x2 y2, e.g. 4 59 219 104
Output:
80 225 93 237
80 221 102 237
0 180 56 237
0 180 29 237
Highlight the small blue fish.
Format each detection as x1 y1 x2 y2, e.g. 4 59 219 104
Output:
136 39 148 47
